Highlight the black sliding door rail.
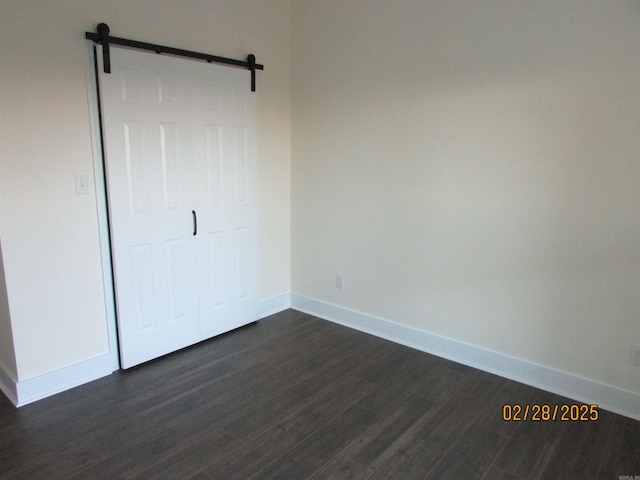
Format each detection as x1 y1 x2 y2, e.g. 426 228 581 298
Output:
85 23 263 91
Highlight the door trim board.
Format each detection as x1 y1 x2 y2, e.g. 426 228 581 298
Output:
85 42 121 372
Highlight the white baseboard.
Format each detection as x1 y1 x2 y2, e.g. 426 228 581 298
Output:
259 293 291 319
291 293 640 421
0 353 115 407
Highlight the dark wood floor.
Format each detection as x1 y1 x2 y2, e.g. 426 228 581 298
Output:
1 309 639 479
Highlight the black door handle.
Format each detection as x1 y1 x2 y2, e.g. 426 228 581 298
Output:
192 210 197 236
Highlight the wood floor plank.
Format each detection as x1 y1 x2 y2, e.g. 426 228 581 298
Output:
538 410 613 479
205 414 325 479
89 361 285 459
423 425 508 480
244 405 379 480
4 441 104 480
362 436 438 480
470 377 542 439
0 404 127 478
207 375 378 479
222 354 366 439
491 390 571 480
297 375 379 425
354 343 420 385
388 360 473 415
339 406 427 467
353 359 437 416
128 426 244 480
480 465 526 480
118 360 236 413
307 455 369 480
187 473 215 480
69 427 235 479
596 414 640 479
220 315 345 370
362 370 506 479
131 371 313 479
275 335 368 381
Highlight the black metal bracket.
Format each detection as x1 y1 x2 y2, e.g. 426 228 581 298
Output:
247 54 256 93
85 23 263 92
97 23 111 74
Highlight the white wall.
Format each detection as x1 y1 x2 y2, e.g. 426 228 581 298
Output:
0 0 291 389
291 1 640 397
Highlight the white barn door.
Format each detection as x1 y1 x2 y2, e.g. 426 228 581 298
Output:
99 47 259 368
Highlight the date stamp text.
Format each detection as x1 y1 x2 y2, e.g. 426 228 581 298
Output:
502 404 599 421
